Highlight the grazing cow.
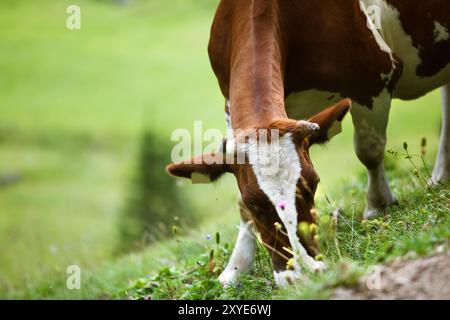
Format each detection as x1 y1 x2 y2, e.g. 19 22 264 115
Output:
167 0 450 286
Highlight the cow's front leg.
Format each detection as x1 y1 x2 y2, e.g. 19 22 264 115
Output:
431 84 450 184
351 93 397 220
219 199 256 287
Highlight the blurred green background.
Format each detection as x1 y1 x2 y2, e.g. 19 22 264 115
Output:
0 0 443 297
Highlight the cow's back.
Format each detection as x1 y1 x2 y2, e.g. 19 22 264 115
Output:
209 0 401 109
377 0 450 99
208 0 450 113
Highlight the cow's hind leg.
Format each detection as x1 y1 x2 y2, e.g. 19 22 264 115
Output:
218 198 256 287
351 92 397 220
431 84 450 184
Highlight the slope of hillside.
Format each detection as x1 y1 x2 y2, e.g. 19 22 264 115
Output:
8 163 448 300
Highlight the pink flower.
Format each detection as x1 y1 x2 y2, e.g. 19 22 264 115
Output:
278 201 286 210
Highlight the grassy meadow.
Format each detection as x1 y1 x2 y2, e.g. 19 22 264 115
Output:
0 0 448 299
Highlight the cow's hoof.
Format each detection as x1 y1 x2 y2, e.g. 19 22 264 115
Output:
363 208 383 220
428 172 449 186
218 269 238 288
364 197 398 220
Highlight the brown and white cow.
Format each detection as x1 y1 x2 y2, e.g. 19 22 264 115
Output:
167 0 450 286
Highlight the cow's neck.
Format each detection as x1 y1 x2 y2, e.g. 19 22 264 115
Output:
228 0 287 131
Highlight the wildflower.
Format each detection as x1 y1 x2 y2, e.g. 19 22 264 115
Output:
206 234 212 240
421 137 427 156
286 258 295 270
310 207 318 219
314 254 324 261
331 209 340 227
298 222 310 237
278 200 286 210
403 142 408 151
209 249 216 273
215 232 220 245
197 261 205 267
309 223 318 234
387 149 398 156
274 222 283 231
381 222 390 229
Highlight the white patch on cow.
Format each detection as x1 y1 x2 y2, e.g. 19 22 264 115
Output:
285 89 342 120
360 0 400 90
247 133 325 273
219 221 255 287
360 0 395 66
434 21 450 43
362 0 450 99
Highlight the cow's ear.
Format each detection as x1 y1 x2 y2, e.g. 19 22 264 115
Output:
166 152 230 184
307 99 352 145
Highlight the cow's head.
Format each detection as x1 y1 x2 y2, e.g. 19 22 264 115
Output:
166 99 351 271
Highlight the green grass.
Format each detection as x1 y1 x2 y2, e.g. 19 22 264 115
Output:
7 160 448 300
123 164 448 301
0 0 230 294
0 0 448 299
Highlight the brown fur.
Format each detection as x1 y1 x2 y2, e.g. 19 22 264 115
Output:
169 0 450 276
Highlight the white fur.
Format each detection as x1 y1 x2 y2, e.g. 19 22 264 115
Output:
247 133 325 274
359 0 395 67
363 0 450 99
434 21 450 43
219 221 256 287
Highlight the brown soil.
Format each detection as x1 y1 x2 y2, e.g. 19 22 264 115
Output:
333 252 450 300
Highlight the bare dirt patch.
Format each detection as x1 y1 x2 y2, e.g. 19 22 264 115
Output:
333 252 450 300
